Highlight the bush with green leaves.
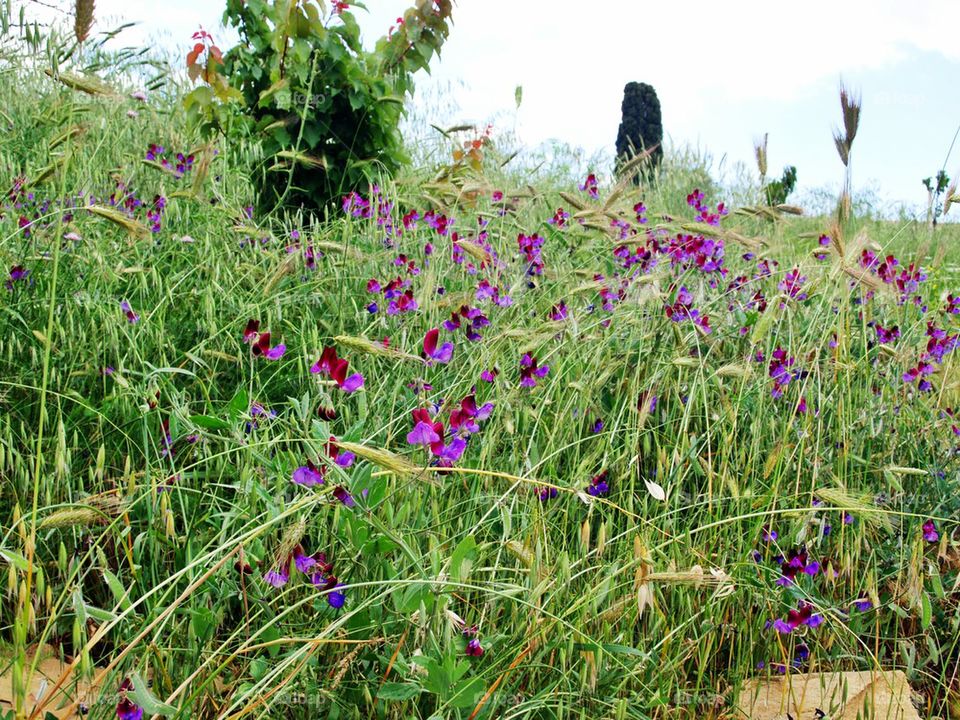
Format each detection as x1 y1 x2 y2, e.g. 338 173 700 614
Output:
218 0 453 215
765 164 797 206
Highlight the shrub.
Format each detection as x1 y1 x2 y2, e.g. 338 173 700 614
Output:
217 0 453 216
765 165 797 206
615 81 663 181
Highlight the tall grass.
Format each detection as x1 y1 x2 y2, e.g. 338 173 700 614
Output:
0 21 958 720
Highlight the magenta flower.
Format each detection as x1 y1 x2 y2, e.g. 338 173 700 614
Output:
768 347 797 398
664 286 711 334
120 300 139 324
5 265 28 290
243 319 285 360
324 436 355 467
480 367 498 383
465 638 484 657
778 267 808 303
586 470 609 497
264 562 290 588
775 547 820 586
548 207 570 227
243 318 260 343
874 323 900 344
333 485 356 507
449 394 494 435
407 408 442 446
549 301 568 321
251 332 285 360
422 328 454 365
293 461 324 486
771 601 824 634
387 289 418 315
923 520 939 543
537 486 559 501
579 173 599 199
116 679 144 720
311 346 364 393
519 354 549 388
293 545 316 573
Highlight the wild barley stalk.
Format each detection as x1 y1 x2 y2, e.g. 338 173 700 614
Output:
74 0 94 44
833 84 861 223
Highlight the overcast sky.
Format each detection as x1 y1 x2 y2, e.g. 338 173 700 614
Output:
26 1 960 213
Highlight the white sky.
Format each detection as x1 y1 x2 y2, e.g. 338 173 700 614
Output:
20 1 960 212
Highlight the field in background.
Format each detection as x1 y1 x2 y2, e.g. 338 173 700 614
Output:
1 21 960 720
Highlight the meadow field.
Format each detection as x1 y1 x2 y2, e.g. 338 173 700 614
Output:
1 6 959 720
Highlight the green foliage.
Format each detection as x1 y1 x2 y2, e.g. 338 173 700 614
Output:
219 0 453 215
764 164 797 205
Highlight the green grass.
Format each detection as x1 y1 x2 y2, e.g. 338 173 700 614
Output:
0 29 959 720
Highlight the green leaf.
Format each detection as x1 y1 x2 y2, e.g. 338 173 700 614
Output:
129 670 177 716
84 603 118 623
227 388 250 420
450 677 485 709
377 682 421 701
0 548 29 572
101 568 132 611
450 535 476 583
920 592 932 629
189 414 231 431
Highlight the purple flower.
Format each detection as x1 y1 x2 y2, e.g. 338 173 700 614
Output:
327 584 346 608
586 470 609 497
923 520 939 543
422 328 454 365
120 300 139 324
311 346 364 393
333 486 355 508
325 436 355 467
293 545 316 573
537 486 559 501
5 265 28 290
465 638 484 657
407 408 441 446
519 354 549 388
293 461 324 486
264 563 290 588
772 601 823 634
116 679 144 720
852 596 873 612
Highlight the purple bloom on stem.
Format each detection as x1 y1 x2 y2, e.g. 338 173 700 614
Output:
481 367 498 383
407 408 441 446
293 461 324 486
325 436 355 467
422 328 454 365
5 265 28 290
120 300 139 324
264 563 290 588
333 486 355 508
519 354 549 388
465 638 484 657
852 596 873 612
327 584 346 608
587 470 609 497
923 520 939 543
293 545 316 573
771 601 824 634
116 679 144 720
